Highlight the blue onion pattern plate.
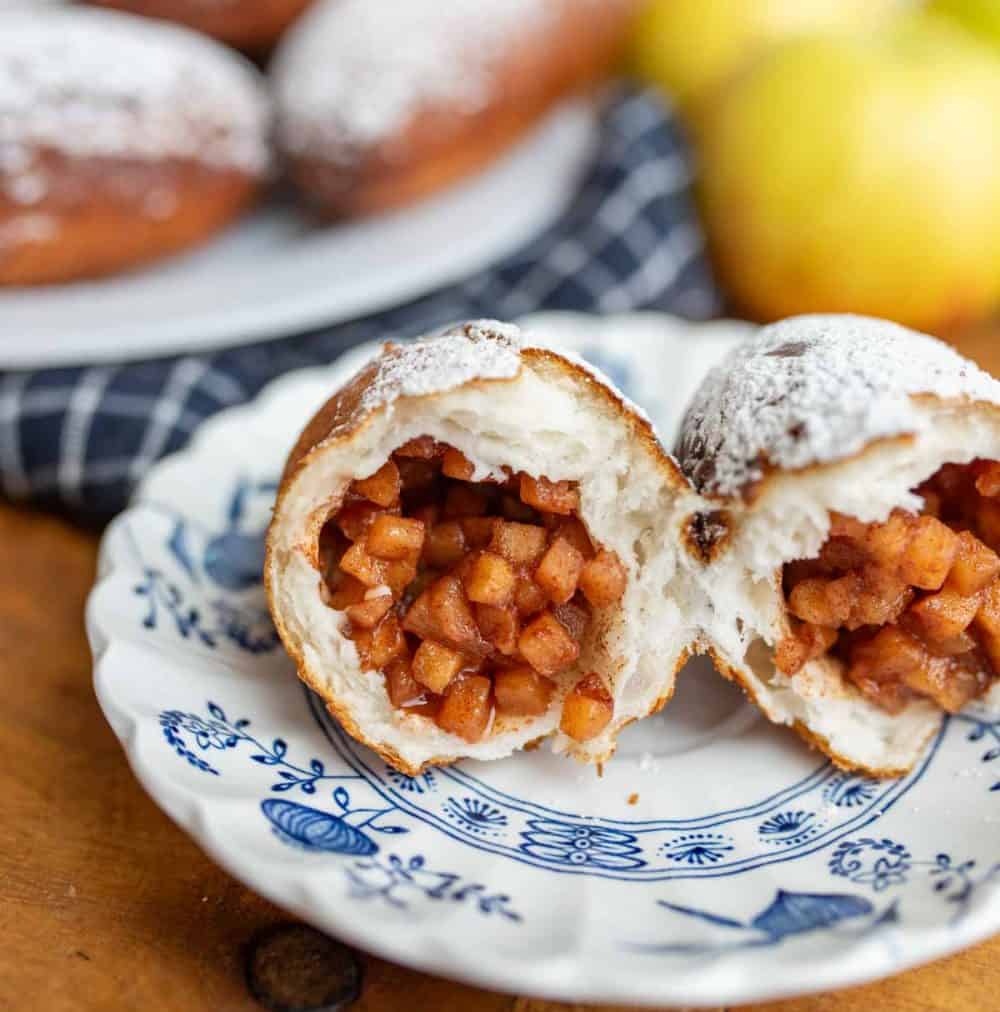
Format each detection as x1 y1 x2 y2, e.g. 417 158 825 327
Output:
88 312 1000 1007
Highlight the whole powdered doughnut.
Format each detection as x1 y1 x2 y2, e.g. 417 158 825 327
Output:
271 0 639 217
0 8 271 285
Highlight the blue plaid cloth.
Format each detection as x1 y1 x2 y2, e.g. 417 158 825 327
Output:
0 89 719 521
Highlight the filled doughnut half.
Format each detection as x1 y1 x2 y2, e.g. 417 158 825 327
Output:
265 321 702 774
678 314 1000 777
0 9 270 286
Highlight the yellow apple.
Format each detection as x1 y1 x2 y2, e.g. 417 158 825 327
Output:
697 17 1000 331
929 0 1000 48
632 0 905 117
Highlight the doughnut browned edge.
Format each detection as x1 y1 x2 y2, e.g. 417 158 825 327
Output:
284 3 640 219
264 338 690 774
0 154 259 287
85 0 314 52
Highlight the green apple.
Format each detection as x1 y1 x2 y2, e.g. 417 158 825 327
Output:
697 16 1000 332
929 0 1000 48
632 0 905 117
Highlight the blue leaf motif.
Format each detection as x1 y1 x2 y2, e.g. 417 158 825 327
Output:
272 739 287 759
261 799 378 856
751 890 874 940
334 787 351 811
207 701 226 722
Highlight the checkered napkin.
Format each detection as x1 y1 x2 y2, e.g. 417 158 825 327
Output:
0 89 719 521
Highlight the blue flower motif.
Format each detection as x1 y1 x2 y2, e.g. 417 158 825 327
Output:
444 797 508 837
520 819 645 870
661 832 734 866
823 773 879 808
386 767 437 794
759 811 813 836
954 713 1000 792
829 838 912 892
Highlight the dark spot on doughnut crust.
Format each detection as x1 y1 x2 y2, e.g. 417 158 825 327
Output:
683 510 732 563
766 341 808 358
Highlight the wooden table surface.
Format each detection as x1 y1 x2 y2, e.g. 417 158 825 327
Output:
3 326 1000 1012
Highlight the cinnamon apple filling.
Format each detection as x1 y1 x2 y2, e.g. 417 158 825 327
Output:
318 436 627 743
777 459 1000 713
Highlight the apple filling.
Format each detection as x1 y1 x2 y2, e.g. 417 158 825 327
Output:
777 459 1000 713
318 436 627 744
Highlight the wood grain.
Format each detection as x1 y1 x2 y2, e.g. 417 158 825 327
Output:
1 328 998 1012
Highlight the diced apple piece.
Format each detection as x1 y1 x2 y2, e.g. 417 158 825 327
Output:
345 592 393 629
907 587 981 645
846 568 913 629
975 461 1000 497
513 575 548 616
366 515 425 560
441 447 475 480
382 556 418 596
973 583 1000 672
475 603 519 655
902 654 988 713
490 521 547 566
863 510 912 572
411 640 465 694
352 460 401 507
394 435 443 459
428 574 487 655
518 611 580 676
384 658 425 708
554 518 594 560
787 573 860 627
461 516 496 548
559 673 613 741
423 521 466 568
464 552 516 606
443 484 490 518
578 549 627 608
816 537 866 572
898 515 959 590
946 531 1000 595
519 474 579 515
323 573 367 610
774 623 837 675
367 614 406 669
336 501 397 542
534 537 585 605
436 675 493 742
339 541 386 587
402 589 436 641
552 599 590 641
828 512 869 542
494 667 555 716
978 499 1000 552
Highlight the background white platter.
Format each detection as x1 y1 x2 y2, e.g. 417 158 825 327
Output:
0 102 597 369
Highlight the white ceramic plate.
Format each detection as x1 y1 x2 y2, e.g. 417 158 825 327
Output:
0 102 596 370
87 312 1000 1007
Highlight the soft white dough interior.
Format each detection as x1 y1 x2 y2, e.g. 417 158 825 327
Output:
702 401 1000 772
269 362 703 770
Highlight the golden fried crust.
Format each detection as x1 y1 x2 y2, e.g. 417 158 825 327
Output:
705 644 940 779
265 333 688 774
87 0 313 51
0 154 258 286
282 1 641 218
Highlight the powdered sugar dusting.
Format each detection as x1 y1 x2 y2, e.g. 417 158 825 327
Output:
677 314 1000 497
273 0 604 162
358 320 523 417
0 8 270 201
